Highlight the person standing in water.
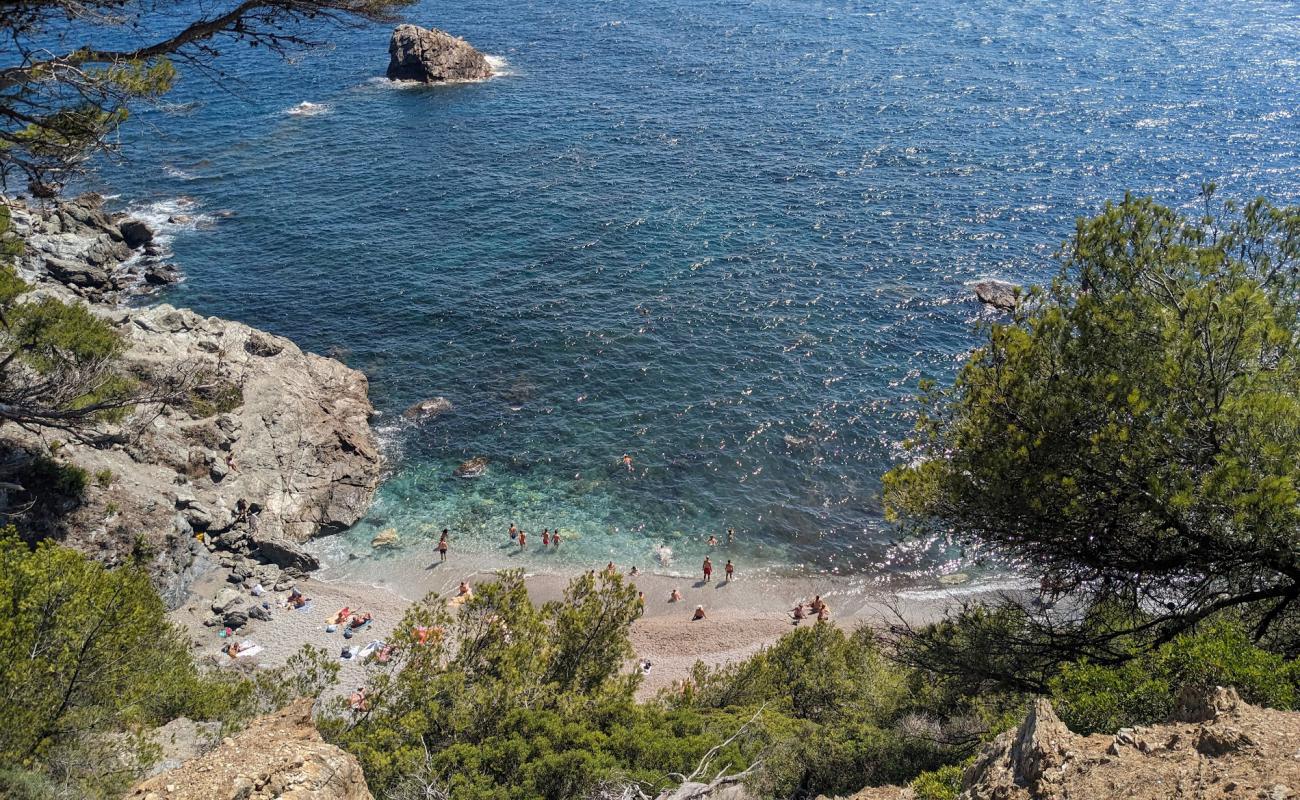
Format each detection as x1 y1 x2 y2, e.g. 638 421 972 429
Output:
437 529 449 562
519 529 527 549
509 523 518 542
702 556 713 582
724 559 734 582
552 529 561 547
542 529 550 546
727 528 735 545
707 534 718 547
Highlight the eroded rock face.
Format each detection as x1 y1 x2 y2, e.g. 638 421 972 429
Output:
2 197 382 608
386 23 492 83
129 698 374 800
8 194 179 301
833 687 1300 800
961 687 1300 800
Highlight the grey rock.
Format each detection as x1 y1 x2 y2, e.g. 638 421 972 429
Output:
221 609 248 629
247 603 272 622
119 219 155 249
973 279 1021 311
403 396 453 421
255 537 322 572
387 24 493 83
210 587 243 613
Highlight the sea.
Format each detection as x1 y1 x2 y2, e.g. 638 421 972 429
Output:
88 0 1300 589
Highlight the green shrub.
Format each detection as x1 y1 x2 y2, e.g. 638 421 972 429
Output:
1050 620 1300 734
910 763 964 800
187 374 243 418
93 468 113 488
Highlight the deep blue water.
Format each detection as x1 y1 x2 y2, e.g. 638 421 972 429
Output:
92 0 1300 583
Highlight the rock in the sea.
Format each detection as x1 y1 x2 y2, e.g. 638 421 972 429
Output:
119 219 155 249
403 396 453 421
129 698 374 800
371 527 400 548
387 23 493 83
454 456 489 478
973 279 1021 311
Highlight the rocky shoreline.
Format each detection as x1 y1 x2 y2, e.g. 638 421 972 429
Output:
2 195 383 611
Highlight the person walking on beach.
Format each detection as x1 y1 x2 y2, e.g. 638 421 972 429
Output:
437 529 449 562
724 559 734 582
702 556 713 582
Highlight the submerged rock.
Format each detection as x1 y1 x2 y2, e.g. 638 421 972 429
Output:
454 456 489 478
972 279 1021 311
403 396 454 421
371 528 400 548
386 23 493 83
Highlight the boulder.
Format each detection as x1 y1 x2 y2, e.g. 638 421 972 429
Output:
221 609 248 629
972 279 1020 311
129 698 374 800
210 586 243 614
119 219 155 249
255 537 322 572
386 24 493 83
403 396 453 421
247 603 272 622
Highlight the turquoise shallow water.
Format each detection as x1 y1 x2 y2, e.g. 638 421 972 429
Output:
90 0 1300 585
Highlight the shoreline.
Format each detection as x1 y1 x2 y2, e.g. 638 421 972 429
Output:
172 549 1020 700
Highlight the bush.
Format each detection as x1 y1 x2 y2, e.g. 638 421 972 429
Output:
1050 620 1300 734
187 373 243 417
909 763 964 800
0 528 269 797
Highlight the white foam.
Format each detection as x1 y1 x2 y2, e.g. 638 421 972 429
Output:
164 165 197 181
484 55 514 77
123 197 215 247
285 101 330 117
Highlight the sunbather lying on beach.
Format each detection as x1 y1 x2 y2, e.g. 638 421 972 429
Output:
348 612 373 629
329 606 351 625
349 687 369 712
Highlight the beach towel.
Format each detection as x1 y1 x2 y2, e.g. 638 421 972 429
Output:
357 640 384 660
293 601 315 613
235 645 264 658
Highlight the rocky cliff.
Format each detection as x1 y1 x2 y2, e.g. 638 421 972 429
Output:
838 687 1300 800
2 196 382 607
129 698 373 800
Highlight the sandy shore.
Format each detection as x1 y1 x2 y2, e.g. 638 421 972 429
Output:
171 550 1012 700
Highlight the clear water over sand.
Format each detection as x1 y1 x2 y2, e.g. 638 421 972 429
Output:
92 0 1300 587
